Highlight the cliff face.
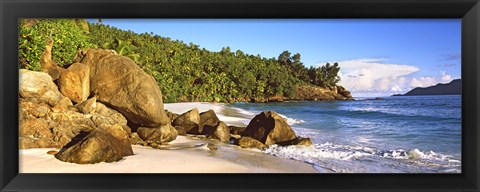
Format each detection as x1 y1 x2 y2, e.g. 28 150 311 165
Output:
395 79 461 96
293 85 353 101
245 85 353 102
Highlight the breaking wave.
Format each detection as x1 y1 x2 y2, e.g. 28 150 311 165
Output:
263 143 461 173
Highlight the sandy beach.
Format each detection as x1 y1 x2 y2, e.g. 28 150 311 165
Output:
19 102 319 173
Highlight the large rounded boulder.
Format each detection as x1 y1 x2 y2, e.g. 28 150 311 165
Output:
241 111 297 146
55 124 133 164
197 110 230 142
172 108 200 134
74 49 169 127
203 121 230 142
199 110 220 132
197 109 220 135
136 124 178 145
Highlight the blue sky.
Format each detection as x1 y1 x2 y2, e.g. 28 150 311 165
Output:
93 19 461 97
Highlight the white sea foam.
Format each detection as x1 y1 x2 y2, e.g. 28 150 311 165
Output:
378 148 459 164
227 102 460 173
262 142 461 173
264 144 372 161
228 106 257 116
278 113 305 125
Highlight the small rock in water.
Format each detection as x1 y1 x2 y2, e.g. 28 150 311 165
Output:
207 143 217 151
233 137 267 150
47 150 58 155
242 111 297 146
276 137 313 146
295 137 313 146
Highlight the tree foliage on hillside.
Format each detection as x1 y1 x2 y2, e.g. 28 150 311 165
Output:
308 62 341 88
19 19 95 71
18 19 342 103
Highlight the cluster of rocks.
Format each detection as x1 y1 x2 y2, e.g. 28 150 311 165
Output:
20 48 175 164
231 111 312 149
19 69 135 164
19 47 312 165
167 109 312 150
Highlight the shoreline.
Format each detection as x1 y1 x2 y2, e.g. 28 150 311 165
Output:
20 102 321 173
19 100 461 173
20 136 320 173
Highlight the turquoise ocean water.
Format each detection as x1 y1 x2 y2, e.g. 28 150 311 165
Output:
227 95 461 173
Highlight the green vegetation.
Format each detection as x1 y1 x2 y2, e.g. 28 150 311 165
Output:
18 19 343 103
308 62 341 87
19 19 95 70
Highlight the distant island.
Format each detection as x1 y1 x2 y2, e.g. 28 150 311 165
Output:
393 79 461 96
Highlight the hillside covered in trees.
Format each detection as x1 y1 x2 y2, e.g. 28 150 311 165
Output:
19 19 352 103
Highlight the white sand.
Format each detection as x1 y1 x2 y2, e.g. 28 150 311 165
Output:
19 102 319 173
20 140 250 173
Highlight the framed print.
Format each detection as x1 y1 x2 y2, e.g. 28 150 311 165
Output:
1 0 479 191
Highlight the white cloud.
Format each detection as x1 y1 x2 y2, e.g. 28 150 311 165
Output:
408 72 453 88
440 71 452 82
409 76 437 88
390 85 402 92
317 58 456 97
323 58 419 92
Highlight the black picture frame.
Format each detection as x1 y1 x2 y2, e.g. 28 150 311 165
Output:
1 0 479 191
